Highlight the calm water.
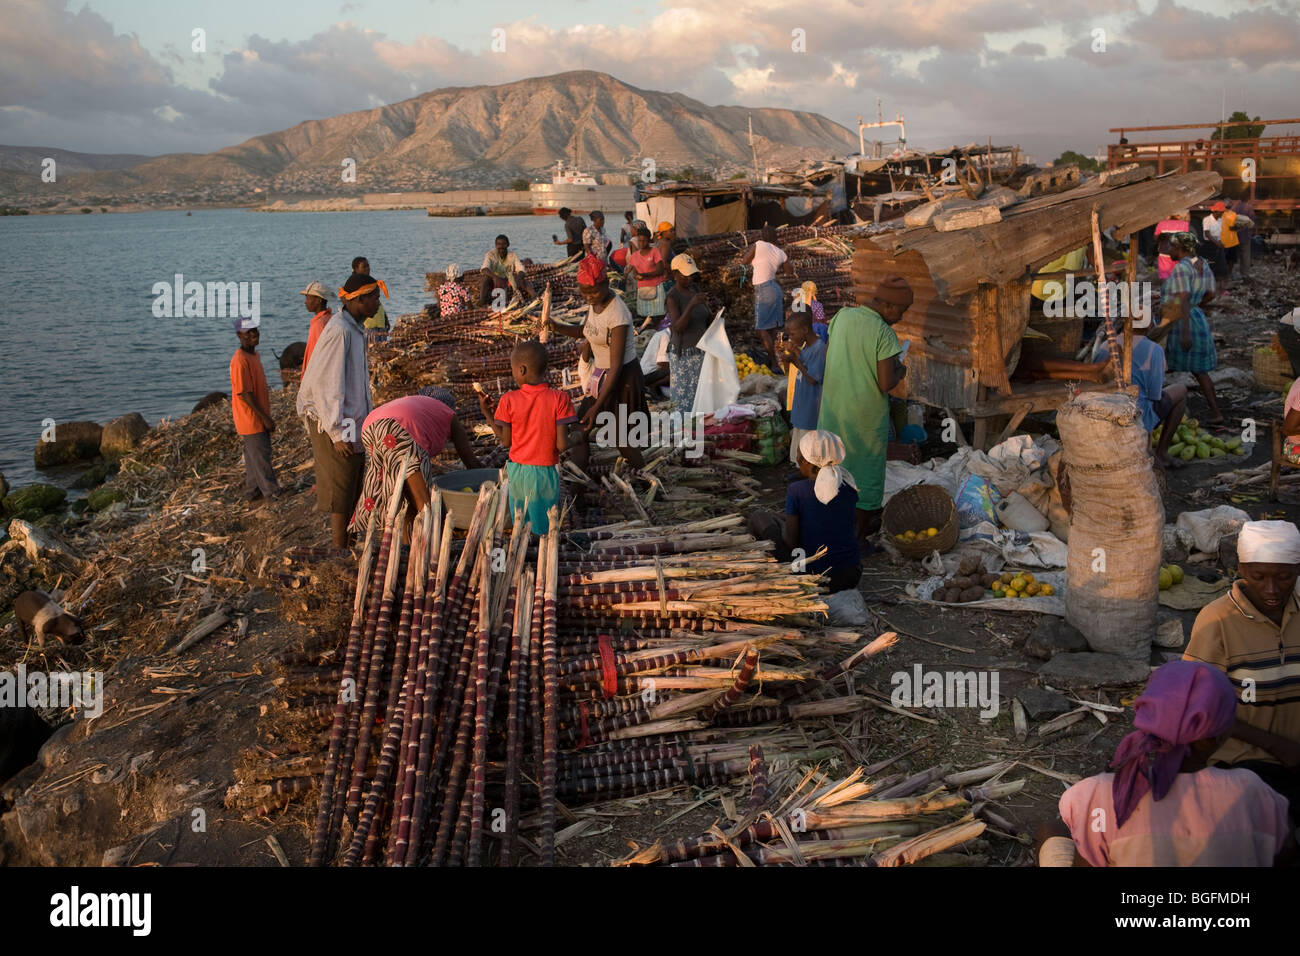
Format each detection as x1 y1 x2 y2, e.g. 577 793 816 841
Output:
0 209 564 489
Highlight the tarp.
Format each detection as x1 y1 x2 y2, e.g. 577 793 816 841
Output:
693 309 740 416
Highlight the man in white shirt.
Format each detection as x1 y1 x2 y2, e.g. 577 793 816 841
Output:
478 234 534 306
297 272 379 548
740 225 795 372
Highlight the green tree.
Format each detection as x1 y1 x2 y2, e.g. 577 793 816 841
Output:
1052 150 1103 173
728 172 748 180
509 178 530 191
1211 111 1265 141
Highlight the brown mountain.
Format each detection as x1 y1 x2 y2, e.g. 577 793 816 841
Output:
24 71 858 197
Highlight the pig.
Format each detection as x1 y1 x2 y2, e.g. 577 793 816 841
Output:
12 591 85 647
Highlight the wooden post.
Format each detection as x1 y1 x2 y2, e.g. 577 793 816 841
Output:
1123 235 1137 388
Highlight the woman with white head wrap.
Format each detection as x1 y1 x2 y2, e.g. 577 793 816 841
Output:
437 263 471 319
777 429 862 593
1184 519 1300 823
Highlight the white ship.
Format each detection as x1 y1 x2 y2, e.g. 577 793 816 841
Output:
530 160 634 215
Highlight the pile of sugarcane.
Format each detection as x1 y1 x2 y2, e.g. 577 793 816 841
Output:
618 756 1023 867
560 449 764 524
303 476 866 866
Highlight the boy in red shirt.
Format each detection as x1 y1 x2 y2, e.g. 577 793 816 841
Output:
230 317 280 504
478 340 576 534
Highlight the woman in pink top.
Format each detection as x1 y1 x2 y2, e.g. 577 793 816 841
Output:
350 386 481 538
1154 218 1190 281
627 228 668 330
1037 660 1292 867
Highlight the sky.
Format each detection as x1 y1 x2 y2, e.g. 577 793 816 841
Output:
2 0 1298 164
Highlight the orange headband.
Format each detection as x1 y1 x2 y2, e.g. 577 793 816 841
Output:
338 279 388 300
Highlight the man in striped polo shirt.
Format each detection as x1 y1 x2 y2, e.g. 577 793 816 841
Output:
1185 520 1300 823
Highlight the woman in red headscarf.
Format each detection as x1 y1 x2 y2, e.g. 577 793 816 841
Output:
547 256 647 467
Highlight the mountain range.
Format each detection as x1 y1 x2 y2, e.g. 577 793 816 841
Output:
0 71 859 204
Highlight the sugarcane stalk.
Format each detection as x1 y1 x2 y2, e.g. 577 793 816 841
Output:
540 510 561 866
308 511 382 867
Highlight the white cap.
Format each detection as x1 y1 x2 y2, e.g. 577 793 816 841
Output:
299 280 331 299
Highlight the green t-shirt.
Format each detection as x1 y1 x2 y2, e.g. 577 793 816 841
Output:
816 305 901 510
364 303 387 330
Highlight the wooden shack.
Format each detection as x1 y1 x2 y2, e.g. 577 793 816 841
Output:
851 170 1222 446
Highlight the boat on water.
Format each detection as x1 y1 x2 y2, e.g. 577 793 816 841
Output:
530 160 635 216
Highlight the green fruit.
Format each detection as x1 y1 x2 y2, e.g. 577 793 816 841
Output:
1169 564 1184 585
1167 442 1184 456
1209 437 1225 449
1226 437 1242 450
1181 446 1197 461
1196 444 1210 459
1159 568 1173 590
1233 447 1248 456
1210 448 1225 458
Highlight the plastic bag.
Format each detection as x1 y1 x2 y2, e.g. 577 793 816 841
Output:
825 588 869 626
955 474 1000 528
693 309 740 416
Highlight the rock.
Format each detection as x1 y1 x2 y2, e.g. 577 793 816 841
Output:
6 518 82 567
2 483 65 517
1023 619 1089 660
192 392 229 413
99 413 149 457
69 499 89 515
86 487 126 512
1014 686 1073 720
1037 652 1151 689
0 471 7 500
70 460 113 489
33 420 103 467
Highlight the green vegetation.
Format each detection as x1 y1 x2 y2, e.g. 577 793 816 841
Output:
509 178 530 191
1051 151 1103 173
664 167 698 182
0 205 30 215
79 207 92 214
1211 111 1265 141
728 172 748 180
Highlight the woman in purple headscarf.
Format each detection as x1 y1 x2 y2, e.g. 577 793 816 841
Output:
1036 660 1292 867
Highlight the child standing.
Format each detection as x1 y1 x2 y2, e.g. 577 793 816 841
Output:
785 431 862 593
229 317 280 504
780 311 828 464
479 341 577 534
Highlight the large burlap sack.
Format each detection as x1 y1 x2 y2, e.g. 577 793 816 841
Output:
1058 392 1163 659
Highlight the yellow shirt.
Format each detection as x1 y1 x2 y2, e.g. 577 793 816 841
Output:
1221 210 1240 249
1032 248 1087 301
1184 581 1300 766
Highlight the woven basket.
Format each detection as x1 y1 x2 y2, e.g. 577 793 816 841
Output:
883 484 959 558
1253 348 1293 393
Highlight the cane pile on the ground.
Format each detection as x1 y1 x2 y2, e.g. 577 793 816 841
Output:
268 471 1023 866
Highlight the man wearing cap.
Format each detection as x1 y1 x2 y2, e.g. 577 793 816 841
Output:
1185 520 1300 820
817 276 912 541
300 281 332 376
297 272 382 548
230 317 280 505
1203 201 1254 283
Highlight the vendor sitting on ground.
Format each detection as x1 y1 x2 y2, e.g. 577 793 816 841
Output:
479 235 534 306
748 430 862 593
350 387 481 540
1184 520 1300 825
1036 660 1291 867
1094 321 1187 468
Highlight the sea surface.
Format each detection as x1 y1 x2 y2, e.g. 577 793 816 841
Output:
0 209 565 491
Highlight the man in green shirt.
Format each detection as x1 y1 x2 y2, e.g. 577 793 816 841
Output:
353 256 389 331
817 275 912 540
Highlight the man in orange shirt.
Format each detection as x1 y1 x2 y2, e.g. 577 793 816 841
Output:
299 280 332 375
230 317 280 504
